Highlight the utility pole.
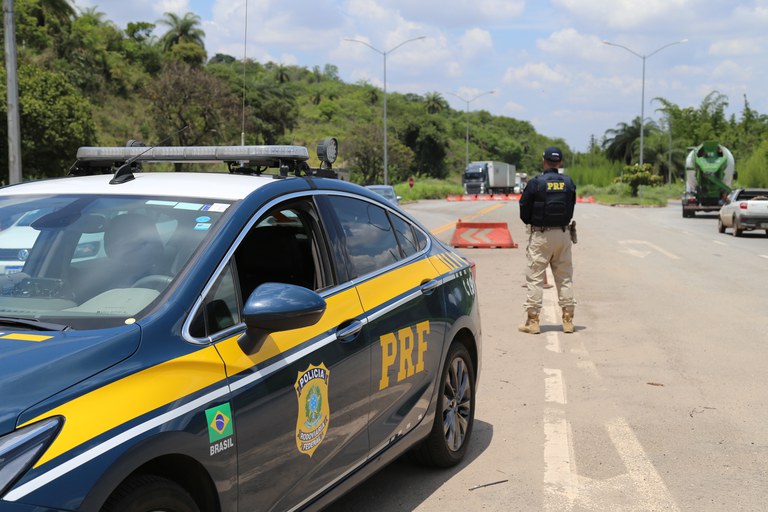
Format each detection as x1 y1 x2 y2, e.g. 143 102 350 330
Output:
4 0 22 184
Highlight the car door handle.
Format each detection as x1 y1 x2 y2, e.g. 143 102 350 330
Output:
336 320 364 343
420 279 440 295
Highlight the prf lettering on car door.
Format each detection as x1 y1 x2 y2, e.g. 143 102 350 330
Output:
379 321 430 390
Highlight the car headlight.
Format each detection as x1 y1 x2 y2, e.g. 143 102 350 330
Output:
0 417 62 497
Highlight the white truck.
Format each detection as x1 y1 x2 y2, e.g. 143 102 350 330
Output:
717 188 768 236
462 161 517 195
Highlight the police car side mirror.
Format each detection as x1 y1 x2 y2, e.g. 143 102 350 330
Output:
238 282 326 355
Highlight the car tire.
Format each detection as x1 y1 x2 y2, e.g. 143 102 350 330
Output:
412 342 475 468
732 216 743 237
102 475 200 512
717 217 726 233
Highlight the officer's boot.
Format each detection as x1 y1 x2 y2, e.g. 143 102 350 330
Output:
562 307 575 334
518 310 540 334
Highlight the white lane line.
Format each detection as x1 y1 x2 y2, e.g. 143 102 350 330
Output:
620 240 680 260
712 239 728 246
760 255 768 260
604 417 681 511
543 268 563 353
545 331 560 352
543 368 566 405
543 408 577 511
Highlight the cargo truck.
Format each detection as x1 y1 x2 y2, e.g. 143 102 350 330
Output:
681 141 735 217
462 160 517 195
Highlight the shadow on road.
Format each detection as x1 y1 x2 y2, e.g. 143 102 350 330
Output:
325 419 494 511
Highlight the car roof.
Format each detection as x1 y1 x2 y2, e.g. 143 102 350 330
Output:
366 185 394 190
0 172 277 201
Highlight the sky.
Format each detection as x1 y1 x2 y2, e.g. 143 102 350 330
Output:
75 0 768 153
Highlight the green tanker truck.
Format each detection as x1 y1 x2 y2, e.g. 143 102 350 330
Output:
681 141 735 217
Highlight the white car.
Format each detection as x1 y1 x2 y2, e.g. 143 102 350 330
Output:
0 209 102 274
717 188 768 236
365 184 401 205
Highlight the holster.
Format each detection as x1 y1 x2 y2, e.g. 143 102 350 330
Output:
569 221 577 244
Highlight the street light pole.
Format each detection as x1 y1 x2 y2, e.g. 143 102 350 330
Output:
603 39 687 166
344 36 426 185
445 90 495 169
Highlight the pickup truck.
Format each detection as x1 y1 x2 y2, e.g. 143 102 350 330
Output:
717 188 768 236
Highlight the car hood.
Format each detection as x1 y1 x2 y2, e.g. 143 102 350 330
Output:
0 326 140 434
0 226 40 248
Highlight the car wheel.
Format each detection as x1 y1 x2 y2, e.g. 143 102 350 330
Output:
102 475 200 512
717 217 726 233
732 216 743 237
412 342 475 468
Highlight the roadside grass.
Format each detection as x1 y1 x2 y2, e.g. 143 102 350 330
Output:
392 177 683 207
393 178 463 202
577 183 684 207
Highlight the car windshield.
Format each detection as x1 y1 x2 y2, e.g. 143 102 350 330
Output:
0 194 231 329
465 164 485 176
370 187 395 200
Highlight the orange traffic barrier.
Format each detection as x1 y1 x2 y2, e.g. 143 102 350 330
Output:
450 220 518 248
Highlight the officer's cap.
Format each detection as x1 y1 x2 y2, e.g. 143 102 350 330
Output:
543 146 563 162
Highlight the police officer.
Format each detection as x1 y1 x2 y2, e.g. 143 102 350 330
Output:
518 146 577 334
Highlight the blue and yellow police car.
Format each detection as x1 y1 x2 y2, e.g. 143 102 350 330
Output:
0 139 481 511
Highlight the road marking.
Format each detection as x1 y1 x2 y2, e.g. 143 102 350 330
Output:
601 417 681 511
545 331 560 353
760 255 768 260
712 239 728 246
431 203 505 234
619 240 680 260
543 368 566 405
543 408 577 511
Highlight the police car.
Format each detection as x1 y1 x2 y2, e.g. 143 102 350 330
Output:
0 139 481 511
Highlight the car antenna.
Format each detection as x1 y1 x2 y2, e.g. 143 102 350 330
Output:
109 125 190 185
241 0 249 146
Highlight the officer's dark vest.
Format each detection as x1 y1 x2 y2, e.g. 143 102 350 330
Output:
530 171 575 227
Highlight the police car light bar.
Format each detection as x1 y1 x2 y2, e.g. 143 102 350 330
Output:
75 145 311 163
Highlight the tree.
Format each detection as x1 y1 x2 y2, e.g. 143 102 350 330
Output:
0 64 96 180
158 12 205 55
273 64 290 84
616 163 663 197
145 63 239 164
346 123 414 184
424 92 447 115
603 117 658 164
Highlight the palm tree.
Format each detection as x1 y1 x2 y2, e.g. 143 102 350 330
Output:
424 92 447 114
602 117 658 164
273 64 290 84
34 0 76 27
158 12 205 52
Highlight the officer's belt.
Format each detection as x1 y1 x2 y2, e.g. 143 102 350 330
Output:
529 225 567 232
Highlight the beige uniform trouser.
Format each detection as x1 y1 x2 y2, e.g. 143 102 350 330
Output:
523 228 576 313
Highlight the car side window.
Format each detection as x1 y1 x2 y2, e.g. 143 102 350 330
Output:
189 262 241 338
326 196 402 278
389 213 419 258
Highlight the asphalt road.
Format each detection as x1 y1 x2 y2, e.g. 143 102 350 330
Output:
327 199 768 512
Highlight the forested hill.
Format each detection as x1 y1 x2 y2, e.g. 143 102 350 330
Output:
1 1 767 187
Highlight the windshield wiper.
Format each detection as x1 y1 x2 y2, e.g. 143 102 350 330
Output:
0 316 71 331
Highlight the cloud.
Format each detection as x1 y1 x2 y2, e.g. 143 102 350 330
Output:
709 37 765 57
503 62 568 89
537 28 606 61
552 0 696 30
459 28 493 57
368 0 525 27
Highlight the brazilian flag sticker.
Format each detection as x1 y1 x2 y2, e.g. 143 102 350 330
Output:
205 403 234 442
